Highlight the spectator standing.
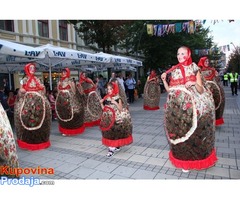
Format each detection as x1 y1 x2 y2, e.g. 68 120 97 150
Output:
7 90 16 126
229 70 238 96
96 74 106 98
125 73 136 103
223 73 229 86
48 90 57 120
3 78 10 96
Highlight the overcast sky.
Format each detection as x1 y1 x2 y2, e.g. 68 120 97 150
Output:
202 20 240 59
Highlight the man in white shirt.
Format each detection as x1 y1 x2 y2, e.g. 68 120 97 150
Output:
109 72 116 82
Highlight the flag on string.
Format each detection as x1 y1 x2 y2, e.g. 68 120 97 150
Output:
167 24 175 34
147 24 154 36
175 22 182 33
189 21 195 34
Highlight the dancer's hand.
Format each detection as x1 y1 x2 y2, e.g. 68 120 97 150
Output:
185 81 196 88
161 73 167 81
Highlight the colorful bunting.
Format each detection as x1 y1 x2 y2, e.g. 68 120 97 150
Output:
147 20 200 37
147 20 235 37
194 44 231 56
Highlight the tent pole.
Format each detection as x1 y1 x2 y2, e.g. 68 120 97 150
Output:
48 56 52 91
49 65 52 91
8 69 12 90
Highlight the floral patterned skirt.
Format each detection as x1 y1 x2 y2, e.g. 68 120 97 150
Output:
206 80 225 125
118 84 128 109
100 105 133 147
143 81 160 110
14 91 51 150
0 104 19 177
164 86 217 169
83 91 102 127
56 90 84 133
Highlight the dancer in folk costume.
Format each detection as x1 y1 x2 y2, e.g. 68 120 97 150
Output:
198 56 225 126
111 78 128 109
78 72 102 127
99 82 133 158
55 68 85 136
14 63 51 150
161 46 217 172
143 69 161 110
0 102 19 178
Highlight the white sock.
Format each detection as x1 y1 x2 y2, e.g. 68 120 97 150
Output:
108 147 116 151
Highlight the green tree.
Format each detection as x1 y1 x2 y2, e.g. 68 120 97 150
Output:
228 46 240 73
68 20 133 53
124 20 213 73
208 46 223 71
69 20 214 74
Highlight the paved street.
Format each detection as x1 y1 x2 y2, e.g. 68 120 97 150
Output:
15 86 240 180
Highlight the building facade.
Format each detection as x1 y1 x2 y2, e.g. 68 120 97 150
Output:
0 20 143 92
0 20 79 91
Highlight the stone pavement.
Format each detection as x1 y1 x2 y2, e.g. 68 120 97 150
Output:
15 86 240 180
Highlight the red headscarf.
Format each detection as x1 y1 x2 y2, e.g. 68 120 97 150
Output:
61 68 70 81
103 81 119 101
166 46 193 83
166 46 192 74
79 72 92 84
58 68 71 90
79 72 96 93
198 56 216 80
198 57 208 69
79 72 86 83
149 69 157 79
23 63 44 91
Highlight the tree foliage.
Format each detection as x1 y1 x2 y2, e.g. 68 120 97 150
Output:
68 20 133 53
123 20 213 73
228 46 240 73
69 20 214 73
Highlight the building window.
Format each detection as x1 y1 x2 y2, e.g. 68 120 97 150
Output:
0 20 14 32
38 20 49 38
59 20 68 41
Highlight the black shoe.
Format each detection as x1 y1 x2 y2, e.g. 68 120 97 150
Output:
106 150 114 158
114 147 121 152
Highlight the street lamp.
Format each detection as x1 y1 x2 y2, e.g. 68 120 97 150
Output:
230 42 240 74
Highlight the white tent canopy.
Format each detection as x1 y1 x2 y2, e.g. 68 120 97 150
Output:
0 38 46 72
94 52 142 67
0 38 45 59
34 44 110 69
93 52 143 77
0 39 111 89
0 39 47 89
33 44 111 89
0 39 143 89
